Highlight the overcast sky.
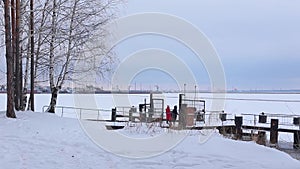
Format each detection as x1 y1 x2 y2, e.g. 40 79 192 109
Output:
114 0 300 90
1 0 299 91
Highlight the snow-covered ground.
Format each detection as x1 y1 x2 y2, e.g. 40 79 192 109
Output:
1 93 300 168
1 111 300 169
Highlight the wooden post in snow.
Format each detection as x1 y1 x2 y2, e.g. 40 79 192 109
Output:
293 131 300 149
270 119 279 145
235 116 243 140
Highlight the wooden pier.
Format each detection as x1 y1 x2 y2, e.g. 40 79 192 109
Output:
42 93 300 149
111 104 300 149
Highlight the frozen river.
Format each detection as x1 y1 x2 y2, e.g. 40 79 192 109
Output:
1 93 300 115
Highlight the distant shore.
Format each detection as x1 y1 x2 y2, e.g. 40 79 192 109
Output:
1 89 300 94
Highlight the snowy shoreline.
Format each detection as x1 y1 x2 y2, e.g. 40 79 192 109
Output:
1 111 300 169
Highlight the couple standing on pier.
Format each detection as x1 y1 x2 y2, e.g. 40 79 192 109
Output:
166 105 178 125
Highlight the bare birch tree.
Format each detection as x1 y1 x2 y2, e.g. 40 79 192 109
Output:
39 0 120 113
1 0 121 114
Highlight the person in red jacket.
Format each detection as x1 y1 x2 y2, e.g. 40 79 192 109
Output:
166 105 171 124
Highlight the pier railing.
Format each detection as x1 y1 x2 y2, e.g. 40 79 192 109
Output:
42 105 300 128
42 105 111 120
240 113 300 128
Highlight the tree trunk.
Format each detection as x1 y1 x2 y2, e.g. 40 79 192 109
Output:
6 52 16 118
4 0 16 118
20 0 27 111
23 0 31 110
11 0 20 110
46 87 58 113
29 0 34 111
47 0 57 113
16 0 23 110
23 39 30 110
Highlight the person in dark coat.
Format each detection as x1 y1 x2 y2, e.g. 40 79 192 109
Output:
171 105 178 123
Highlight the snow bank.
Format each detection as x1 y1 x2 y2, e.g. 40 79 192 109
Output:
0 111 299 169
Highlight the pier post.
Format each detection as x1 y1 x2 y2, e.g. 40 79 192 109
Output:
293 117 300 125
150 93 154 112
179 94 184 111
270 119 278 145
235 116 243 140
293 131 300 149
259 112 267 123
111 107 117 122
219 111 227 122
144 98 147 112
